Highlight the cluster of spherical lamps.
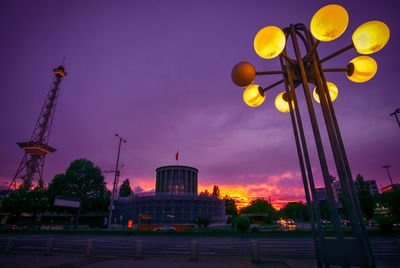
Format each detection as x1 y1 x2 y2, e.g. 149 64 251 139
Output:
232 4 389 110
231 4 389 267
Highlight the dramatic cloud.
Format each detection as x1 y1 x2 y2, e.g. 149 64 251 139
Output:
0 0 398 209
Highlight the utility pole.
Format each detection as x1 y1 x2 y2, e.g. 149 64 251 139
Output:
108 133 126 228
390 108 400 128
383 165 393 185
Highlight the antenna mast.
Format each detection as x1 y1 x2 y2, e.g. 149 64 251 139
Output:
9 62 67 189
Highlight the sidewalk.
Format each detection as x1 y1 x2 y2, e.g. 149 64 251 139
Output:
1 253 399 268
0 253 316 268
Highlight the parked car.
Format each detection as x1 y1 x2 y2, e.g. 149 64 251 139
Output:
321 219 330 225
341 220 351 227
153 225 176 231
277 219 286 225
286 219 295 225
0 224 18 230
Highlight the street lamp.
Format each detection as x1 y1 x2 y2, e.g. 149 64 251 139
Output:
108 133 126 229
383 165 393 185
231 4 389 267
390 108 400 128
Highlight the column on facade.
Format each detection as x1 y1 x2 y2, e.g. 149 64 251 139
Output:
188 171 192 194
184 169 189 193
163 170 167 192
194 172 198 194
156 172 160 192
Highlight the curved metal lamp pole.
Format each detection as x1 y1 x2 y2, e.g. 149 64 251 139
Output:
231 4 390 267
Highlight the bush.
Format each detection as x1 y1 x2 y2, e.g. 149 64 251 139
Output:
251 226 258 232
226 216 237 226
235 216 250 232
202 217 210 228
376 215 396 232
263 216 273 225
194 217 210 228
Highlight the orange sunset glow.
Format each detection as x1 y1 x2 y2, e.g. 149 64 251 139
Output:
198 183 306 210
129 172 307 210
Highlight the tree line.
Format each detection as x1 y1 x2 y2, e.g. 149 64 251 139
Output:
223 174 400 232
0 159 133 223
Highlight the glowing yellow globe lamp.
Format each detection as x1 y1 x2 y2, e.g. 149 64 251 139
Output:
310 4 349 41
352 21 390 54
346 56 377 83
243 84 265 107
313 82 338 103
231 62 256 87
254 26 286 59
275 92 294 113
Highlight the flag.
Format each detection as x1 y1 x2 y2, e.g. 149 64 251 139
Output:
175 151 179 161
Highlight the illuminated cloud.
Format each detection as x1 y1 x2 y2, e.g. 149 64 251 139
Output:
0 1 397 207
197 171 306 209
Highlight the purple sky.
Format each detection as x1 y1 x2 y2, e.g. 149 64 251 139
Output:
0 0 399 206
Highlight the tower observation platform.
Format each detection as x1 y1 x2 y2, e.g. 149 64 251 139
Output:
17 142 56 156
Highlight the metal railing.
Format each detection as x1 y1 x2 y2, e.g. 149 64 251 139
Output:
1 236 399 261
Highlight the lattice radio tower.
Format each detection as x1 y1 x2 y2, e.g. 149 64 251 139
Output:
9 62 67 190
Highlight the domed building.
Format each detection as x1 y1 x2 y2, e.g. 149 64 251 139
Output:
155 165 198 195
113 165 225 226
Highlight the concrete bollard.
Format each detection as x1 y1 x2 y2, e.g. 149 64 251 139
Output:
190 240 198 261
250 240 260 263
135 240 143 259
86 239 93 256
4 237 15 253
44 238 54 255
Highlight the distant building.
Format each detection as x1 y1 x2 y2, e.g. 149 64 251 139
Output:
381 183 400 194
114 165 225 225
315 187 327 203
315 175 337 203
335 179 380 196
315 179 342 208
155 165 198 194
333 181 341 196
365 180 379 195
0 190 11 199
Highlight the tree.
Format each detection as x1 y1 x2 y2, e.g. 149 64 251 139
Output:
1 182 49 222
212 185 220 198
235 216 250 232
28 182 50 216
319 201 330 220
382 189 400 221
240 198 277 224
355 174 376 220
36 178 45 191
1 189 31 219
280 202 309 221
240 198 276 214
47 159 109 213
224 195 238 216
119 178 132 197
199 189 210 196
